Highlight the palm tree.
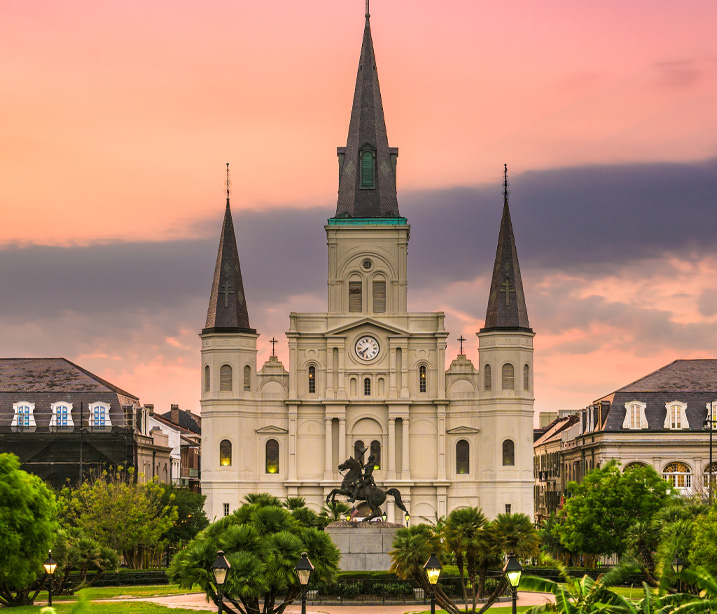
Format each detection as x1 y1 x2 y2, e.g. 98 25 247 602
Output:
283 496 306 510
243 493 283 507
390 524 460 614
672 567 717 614
320 500 351 522
443 506 489 612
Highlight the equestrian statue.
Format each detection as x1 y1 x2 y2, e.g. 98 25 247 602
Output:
325 446 409 522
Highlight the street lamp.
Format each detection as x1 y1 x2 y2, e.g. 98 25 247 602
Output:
503 553 523 614
294 552 314 614
43 550 57 607
672 554 685 592
423 553 443 614
381 511 387 522
404 512 410 526
211 550 231 614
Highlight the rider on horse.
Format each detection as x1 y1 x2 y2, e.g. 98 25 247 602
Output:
349 449 377 502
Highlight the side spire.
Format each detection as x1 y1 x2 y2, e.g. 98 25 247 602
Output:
334 6 400 219
482 165 531 332
203 163 254 334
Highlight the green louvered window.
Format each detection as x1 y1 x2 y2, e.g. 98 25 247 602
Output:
360 151 375 188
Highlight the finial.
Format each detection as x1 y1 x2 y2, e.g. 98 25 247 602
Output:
365 0 370 23
225 162 232 206
502 163 510 205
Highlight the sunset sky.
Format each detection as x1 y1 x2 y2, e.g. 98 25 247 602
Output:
2 1 717 418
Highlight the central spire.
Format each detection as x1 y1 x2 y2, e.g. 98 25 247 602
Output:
334 8 400 219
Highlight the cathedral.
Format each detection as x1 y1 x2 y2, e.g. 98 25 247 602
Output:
200 11 535 523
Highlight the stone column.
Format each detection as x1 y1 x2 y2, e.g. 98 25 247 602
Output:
402 417 410 480
324 417 333 479
288 404 298 481
339 416 346 462
387 417 397 479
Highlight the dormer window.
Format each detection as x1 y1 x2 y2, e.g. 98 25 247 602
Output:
12 401 36 428
622 401 647 430
89 402 112 427
360 150 375 189
664 401 689 430
50 402 74 428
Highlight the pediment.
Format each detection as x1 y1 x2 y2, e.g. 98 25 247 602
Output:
446 426 480 434
326 317 409 337
255 425 288 434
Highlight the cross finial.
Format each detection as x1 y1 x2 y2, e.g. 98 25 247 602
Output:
225 162 232 205
365 0 370 23
502 163 510 206
270 337 278 357
457 336 466 355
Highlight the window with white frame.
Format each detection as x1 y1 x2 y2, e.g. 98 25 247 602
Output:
50 402 74 428
663 462 691 490
622 400 648 430
664 401 689 430
88 402 112 427
12 401 36 428
706 402 717 426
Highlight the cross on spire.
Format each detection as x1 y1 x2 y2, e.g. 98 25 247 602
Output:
457 336 466 355
270 337 278 357
225 162 232 205
500 275 516 306
502 163 509 205
220 279 235 307
365 0 370 20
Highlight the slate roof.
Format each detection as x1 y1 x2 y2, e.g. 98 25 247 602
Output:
334 13 399 219
482 172 531 332
598 360 717 432
158 408 201 435
534 414 579 447
203 201 254 334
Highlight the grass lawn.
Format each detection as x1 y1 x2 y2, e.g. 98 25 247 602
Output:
7 604 208 614
44 584 198 601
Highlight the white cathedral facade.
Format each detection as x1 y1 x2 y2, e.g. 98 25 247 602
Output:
200 13 535 523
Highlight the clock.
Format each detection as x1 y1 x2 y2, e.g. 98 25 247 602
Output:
355 336 380 361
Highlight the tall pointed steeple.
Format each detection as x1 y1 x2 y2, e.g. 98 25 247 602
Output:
334 6 400 218
482 165 531 332
203 164 254 334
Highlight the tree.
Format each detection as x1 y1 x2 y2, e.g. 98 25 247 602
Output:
320 500 351 522
389 524 460 614
0 453 58 607
687 504 717 578
168 499 340 614
443 506 489 612
158 484 209 546
58 467 177 568
556 462 675 563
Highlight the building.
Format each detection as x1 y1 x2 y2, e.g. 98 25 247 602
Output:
200 11 535 521
0 357 172 489
560 359 717 497
159 405 202 492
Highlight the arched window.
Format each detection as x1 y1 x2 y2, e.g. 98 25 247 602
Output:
364 377 371 396
360 150 375 188
372 277 386 313
419 365 427 393
349 277 362 313
308 365 316 394
664 402 689 429
243 365 251 391
502 439 515 466
88 402 111 427
484 364 492 391
663 462 691 490
354 440 365 461
370 440 381 469
623 462 648 472
502 364 515 390
50 402 73 428
523 364 530 391
266 439 279 474
12 401 36 428
456 440 469 474
204 365 210 392
704 463 717 488
219 439 232 466
220 365 233 391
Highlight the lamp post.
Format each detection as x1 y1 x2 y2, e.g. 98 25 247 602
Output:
211 550 230 614
43 550 57 606
405 512 410 527
672 554 685 592
423 553 443 614
705 415 716 504
294 552 314 614
503 553 523 614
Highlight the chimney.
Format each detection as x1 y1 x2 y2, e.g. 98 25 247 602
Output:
171 404 179 425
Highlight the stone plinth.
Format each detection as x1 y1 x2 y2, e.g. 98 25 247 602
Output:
325 521 402 572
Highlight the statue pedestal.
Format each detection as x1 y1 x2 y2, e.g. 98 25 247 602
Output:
325 521 403 571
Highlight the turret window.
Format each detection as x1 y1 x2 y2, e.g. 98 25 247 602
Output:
372 278 386 313
360 150 375 189
484 364 492 391
204 365 210 392
349 280 362 312
419 365 427 393
502 363 515 390
220 439 232 466
523 364 530 391
456 440 469 474
308 365 316 394
502 439 515 466
364 377 371 396
266 439 279 474
243 365 251 391
220 365 233 391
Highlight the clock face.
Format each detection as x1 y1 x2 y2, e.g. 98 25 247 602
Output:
355 336 380 361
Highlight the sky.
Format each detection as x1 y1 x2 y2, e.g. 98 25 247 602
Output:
2 1 717 418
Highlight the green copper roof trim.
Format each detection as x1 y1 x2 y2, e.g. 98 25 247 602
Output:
327 217 407 226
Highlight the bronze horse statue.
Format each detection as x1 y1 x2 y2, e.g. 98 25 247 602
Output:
326 457 409 522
